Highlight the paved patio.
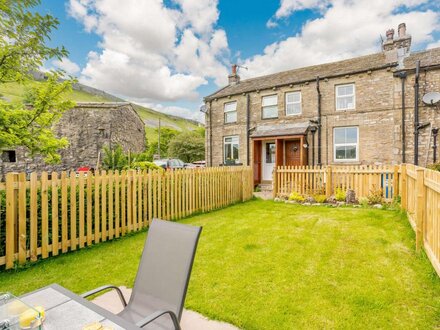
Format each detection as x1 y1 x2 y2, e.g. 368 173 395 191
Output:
91 286 239 330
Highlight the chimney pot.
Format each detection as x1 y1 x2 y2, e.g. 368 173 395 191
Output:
386 29 394 40
398 23 406 38
228 64 240 85
231 64 237 75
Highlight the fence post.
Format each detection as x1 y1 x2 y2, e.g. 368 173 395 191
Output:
393 165 399 199
401 164 407 210
5 173 18 269
325 166 332 197
272 167 278 199
415 168 425 252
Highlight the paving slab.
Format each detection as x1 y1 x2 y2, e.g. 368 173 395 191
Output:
91 286 239 330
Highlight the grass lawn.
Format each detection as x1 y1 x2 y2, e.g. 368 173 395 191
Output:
0 199 439 329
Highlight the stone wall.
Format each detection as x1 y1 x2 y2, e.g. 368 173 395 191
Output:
205 66 440 168
0 103 146 177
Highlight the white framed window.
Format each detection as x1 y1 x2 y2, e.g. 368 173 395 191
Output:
336 84 355 110
224 136 239 164
285 91 301 115
224 101 237 123
262 95 278 119
334 127 359 161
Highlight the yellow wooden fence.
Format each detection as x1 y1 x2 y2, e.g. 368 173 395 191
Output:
274 165 397 200
401 164 440 276
0 166 253 269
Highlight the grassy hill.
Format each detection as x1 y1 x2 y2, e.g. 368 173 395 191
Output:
0 80 202 143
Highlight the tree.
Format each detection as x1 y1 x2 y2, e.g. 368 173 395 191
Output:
146 127 179 160
0 0 74 163
168 131 205 163
101 145 127 171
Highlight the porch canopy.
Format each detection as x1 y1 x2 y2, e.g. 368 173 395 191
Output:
250 122 309 139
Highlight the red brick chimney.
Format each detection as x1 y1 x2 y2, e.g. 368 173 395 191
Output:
228 64 240 85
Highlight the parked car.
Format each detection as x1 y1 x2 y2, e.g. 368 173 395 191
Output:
153 158 186 170
192 160 206 168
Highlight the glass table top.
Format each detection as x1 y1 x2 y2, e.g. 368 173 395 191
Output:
0 293 43 330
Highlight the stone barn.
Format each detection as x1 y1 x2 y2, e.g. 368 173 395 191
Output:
0 102 146 176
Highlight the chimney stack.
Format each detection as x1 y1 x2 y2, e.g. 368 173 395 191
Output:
383 23 412 67
398 23 406 38
228 64 240 85
386 29 394 41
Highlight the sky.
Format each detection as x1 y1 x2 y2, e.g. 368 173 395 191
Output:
37 0 440 122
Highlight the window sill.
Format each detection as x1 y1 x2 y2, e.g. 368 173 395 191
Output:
335 108 356 112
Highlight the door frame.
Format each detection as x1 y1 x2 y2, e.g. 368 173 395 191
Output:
251 135 307 185
262 140 276 181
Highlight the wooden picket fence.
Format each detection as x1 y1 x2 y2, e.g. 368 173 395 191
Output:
274 165 397 200
401 164 440 276
0 166 253 269
273 164 440 277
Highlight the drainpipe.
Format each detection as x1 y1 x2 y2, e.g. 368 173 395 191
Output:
310 126 317 165
209 101 213 167
316 76 322 165
414 60 420 165
433 128 439 163
246 93 250 166
395 71 407 163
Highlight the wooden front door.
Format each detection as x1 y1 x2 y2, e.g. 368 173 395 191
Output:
285 140 301 166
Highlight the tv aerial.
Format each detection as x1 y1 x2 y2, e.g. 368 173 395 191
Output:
422 92 440 107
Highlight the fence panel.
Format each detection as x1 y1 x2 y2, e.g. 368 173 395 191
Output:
401 165 440 276
274 165 395 200
0 166 253 269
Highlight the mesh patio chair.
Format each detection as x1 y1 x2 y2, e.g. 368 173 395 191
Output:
81 219 202 329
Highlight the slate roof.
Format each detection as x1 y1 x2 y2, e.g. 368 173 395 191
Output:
250 122 309 138
205 47 440 101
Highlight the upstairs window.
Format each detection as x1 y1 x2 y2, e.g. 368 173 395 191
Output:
262 95 278 119
224 101 237 123
285 91 301 115
336 84 355 110
224 136 239 164
334 127 358 161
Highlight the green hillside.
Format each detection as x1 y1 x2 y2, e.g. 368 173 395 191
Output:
0 81 201 143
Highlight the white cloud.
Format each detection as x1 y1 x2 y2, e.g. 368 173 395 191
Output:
274 0 329 19
52 57 81 75
136 102 204 123
427 40 440 49
243 0 440 79
68 0 229 103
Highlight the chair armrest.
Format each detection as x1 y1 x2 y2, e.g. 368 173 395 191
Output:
135 310 181 329
80 285 128 307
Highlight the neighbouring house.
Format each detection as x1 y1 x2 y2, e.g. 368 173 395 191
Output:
203 23 440 185
0 102 146 177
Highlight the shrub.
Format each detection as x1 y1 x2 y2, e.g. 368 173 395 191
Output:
288 191 305 203
335 188 346 201
358 197 369 207
427 163 440 172
128 161 163 171
313 194 327 203
367 186 384 205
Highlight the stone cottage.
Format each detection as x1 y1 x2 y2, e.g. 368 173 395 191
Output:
203 23 440 185
0 102 146 177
